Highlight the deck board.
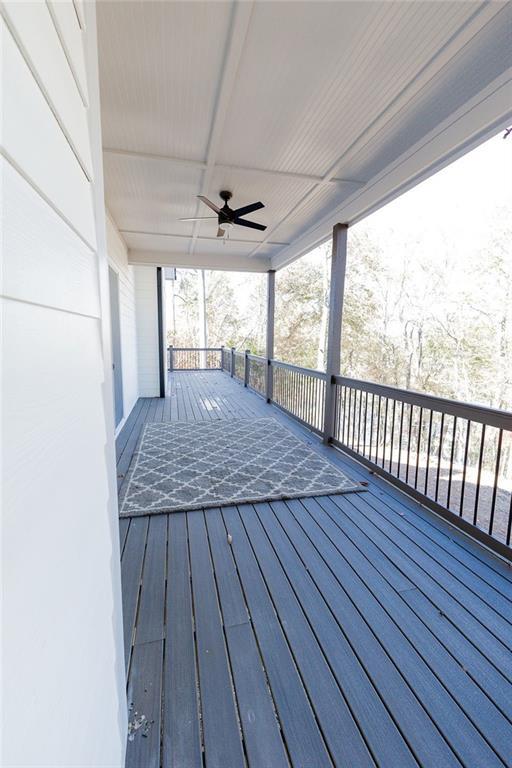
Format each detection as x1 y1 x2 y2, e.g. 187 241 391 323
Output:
163 514 202 768
187 510 246 768
222 504 334 768
117 371 512 768
205 509 290 768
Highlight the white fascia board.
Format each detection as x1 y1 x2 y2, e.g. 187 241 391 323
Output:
128 249 271 273
271 72 512 271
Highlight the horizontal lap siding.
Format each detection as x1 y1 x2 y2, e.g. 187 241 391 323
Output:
47 0 90 106
134 265 160 396
1 158 99 317
2 0 93 178
1 2 125 766
1 17 96 247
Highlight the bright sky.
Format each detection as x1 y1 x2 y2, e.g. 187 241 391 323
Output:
353 131 511 263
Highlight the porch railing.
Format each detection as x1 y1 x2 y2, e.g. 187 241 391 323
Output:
271 360 326 434
168 345 512 557
332 377 512 551
168 346 222 370
247 354 266 396
233 350 245 382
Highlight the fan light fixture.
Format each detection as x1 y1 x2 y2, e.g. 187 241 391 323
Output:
179 190 266 238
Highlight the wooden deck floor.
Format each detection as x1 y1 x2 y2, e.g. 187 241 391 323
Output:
117 371 512 768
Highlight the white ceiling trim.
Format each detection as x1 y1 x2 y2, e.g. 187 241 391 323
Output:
102 147 366 186
272 71 512 270
128 248 270 273
248 1 505 258
119 228 289 246
189 1 254 255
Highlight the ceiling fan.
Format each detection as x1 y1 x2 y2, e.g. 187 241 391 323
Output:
180 190 267 237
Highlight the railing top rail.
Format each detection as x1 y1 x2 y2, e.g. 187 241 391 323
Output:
247 354 266 362
335 375 512 431
169 347 223 352
271 359 327 381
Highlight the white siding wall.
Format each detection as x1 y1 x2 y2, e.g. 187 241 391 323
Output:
107 215 139 427
134 265 160 396
1 3 126 766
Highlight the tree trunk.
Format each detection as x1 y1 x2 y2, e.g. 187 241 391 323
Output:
317 247 330 370
198 270 207 368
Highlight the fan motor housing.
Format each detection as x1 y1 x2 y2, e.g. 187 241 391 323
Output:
219 190 234 224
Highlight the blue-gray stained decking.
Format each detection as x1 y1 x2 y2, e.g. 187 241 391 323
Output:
117 371 512 768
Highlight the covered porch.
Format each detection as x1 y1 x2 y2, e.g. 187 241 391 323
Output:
118 371 512 768
4 1 512 766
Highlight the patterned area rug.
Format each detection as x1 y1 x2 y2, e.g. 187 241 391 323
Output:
119 418 360 516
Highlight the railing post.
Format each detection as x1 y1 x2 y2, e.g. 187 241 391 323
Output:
266 270 275 403
220 345 224 371
244 349 250 387
169 345 173 372
323 223 348 444
231 347 235 378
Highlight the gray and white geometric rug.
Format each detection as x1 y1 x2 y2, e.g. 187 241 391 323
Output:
119 418 360 517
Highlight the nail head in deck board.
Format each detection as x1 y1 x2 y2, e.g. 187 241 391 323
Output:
163 513 202 768
134 514 167 645
225 622 290 768
250 501 416 767
187 510 246 768
125 639 164 768
221 505 334 768
352 490 512 625
205 509 290 767
318 495 512 722
271 499 460 768
304 495 512 765
338 492 512 679
403 587 512 723
240 502 378 768
121 516 149 673
204 508 249 629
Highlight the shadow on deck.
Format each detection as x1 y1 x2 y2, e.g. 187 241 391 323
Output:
117 371 512 768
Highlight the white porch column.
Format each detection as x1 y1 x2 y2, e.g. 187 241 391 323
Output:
266 269 276 402
323 223 348 444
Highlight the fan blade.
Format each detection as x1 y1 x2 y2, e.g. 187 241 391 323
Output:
179 216 217 221
232 201 264 218
234 218 266 232
197 195 221 214
217 227 225 238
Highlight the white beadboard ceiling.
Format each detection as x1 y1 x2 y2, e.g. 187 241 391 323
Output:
97 0 512 272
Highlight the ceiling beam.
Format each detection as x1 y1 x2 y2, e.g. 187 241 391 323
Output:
189 1 254 256
248 1 504 258
104 148 207 171
128 248 271 273
102 147 366 186
119 228 289 246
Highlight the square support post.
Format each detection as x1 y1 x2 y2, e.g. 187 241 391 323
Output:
231 347 235 377
244 349 250 387
323 223 348 444
266 269 276 403
169 345 173 372
220 345 225 371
